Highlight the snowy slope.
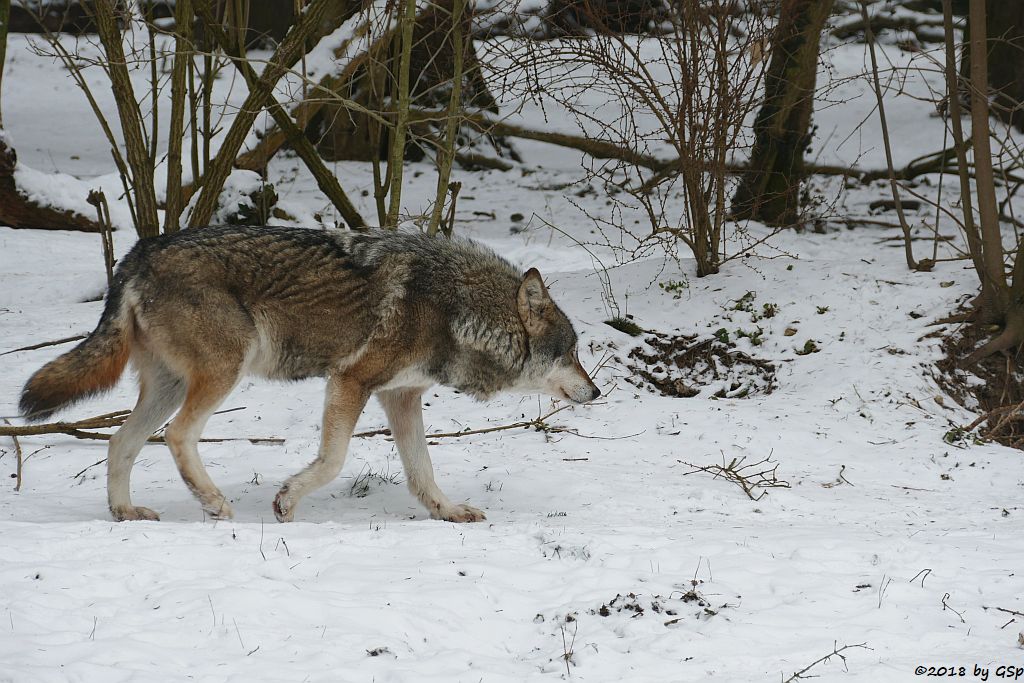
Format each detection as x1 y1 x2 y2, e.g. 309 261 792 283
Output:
1 27 1024 683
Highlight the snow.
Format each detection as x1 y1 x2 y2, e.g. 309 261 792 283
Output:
2 24 1024 683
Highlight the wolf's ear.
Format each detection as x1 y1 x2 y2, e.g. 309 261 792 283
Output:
518 268 551 334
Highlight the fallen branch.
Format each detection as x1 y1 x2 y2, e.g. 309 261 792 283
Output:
64 430 284 445
0 334 87 356
410 109 977 184
412 109 674 172
986 605 1024 618
11 404 587 485
960 398 1024 444
783 642 871 683
678 454 790 501
0 135 105 233
0 404 580 441
831 12 948 41
0 410 131 438
419 403 575 439
13 399 598 488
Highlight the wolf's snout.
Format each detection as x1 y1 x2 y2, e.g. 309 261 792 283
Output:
562 378 600 404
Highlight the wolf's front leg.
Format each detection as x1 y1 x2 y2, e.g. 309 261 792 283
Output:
273 374 369 522
377 387 485 523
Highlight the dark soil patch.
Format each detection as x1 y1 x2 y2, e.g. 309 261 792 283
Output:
587 584 729 626
622 331 776 399
935 322 1024 449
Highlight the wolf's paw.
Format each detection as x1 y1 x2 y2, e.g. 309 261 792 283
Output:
202 497 234 521
273 488 295 523
438 503 486 523
110 505 160 522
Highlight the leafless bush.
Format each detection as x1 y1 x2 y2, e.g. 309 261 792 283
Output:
27 0 239 236
678 453 790 501
485 1 774 277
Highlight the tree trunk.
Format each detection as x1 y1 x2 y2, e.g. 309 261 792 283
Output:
0 135 105 232
0 2 102 233
91 0 161 237
986 0 1024 132
187 0 339 228
962 0 1024 362
209 0 349 50
731 0 833 227
0 0 8 129
307 0 498 163
968 0 1010 324
242 0 293 48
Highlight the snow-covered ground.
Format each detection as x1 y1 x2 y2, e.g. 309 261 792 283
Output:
2 26 1024 683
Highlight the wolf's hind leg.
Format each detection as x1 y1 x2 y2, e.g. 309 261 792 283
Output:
274 374 368 522
108 362 185 521
164 369 240 520
378 388 485 523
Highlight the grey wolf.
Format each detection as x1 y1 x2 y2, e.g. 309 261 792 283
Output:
19 226 599 523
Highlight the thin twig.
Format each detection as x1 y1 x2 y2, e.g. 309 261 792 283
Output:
860 0 922 272
1 335 87 357
679 454 790 501
782 642 870 683
942 592 966 624
909 568 932 587
2 419 23 491
87 190 115 285
987 606 1024 618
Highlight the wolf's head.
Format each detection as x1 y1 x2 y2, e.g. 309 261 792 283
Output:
515 268 601 404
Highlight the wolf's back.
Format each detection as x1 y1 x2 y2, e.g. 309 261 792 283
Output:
19 269 135 422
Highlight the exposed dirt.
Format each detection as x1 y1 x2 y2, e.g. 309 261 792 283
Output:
587 584 729 625
935 322 1024 449
622 331 776 399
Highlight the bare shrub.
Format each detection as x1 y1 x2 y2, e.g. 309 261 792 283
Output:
485 1 775 276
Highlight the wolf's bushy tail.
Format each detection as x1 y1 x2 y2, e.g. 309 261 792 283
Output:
19 282 133 423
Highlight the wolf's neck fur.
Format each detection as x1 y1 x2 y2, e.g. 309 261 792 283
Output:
341 229 530 399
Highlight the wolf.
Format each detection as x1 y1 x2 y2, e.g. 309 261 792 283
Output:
19 225 599 523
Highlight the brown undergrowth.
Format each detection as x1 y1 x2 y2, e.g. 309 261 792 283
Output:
936 323 1024 449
